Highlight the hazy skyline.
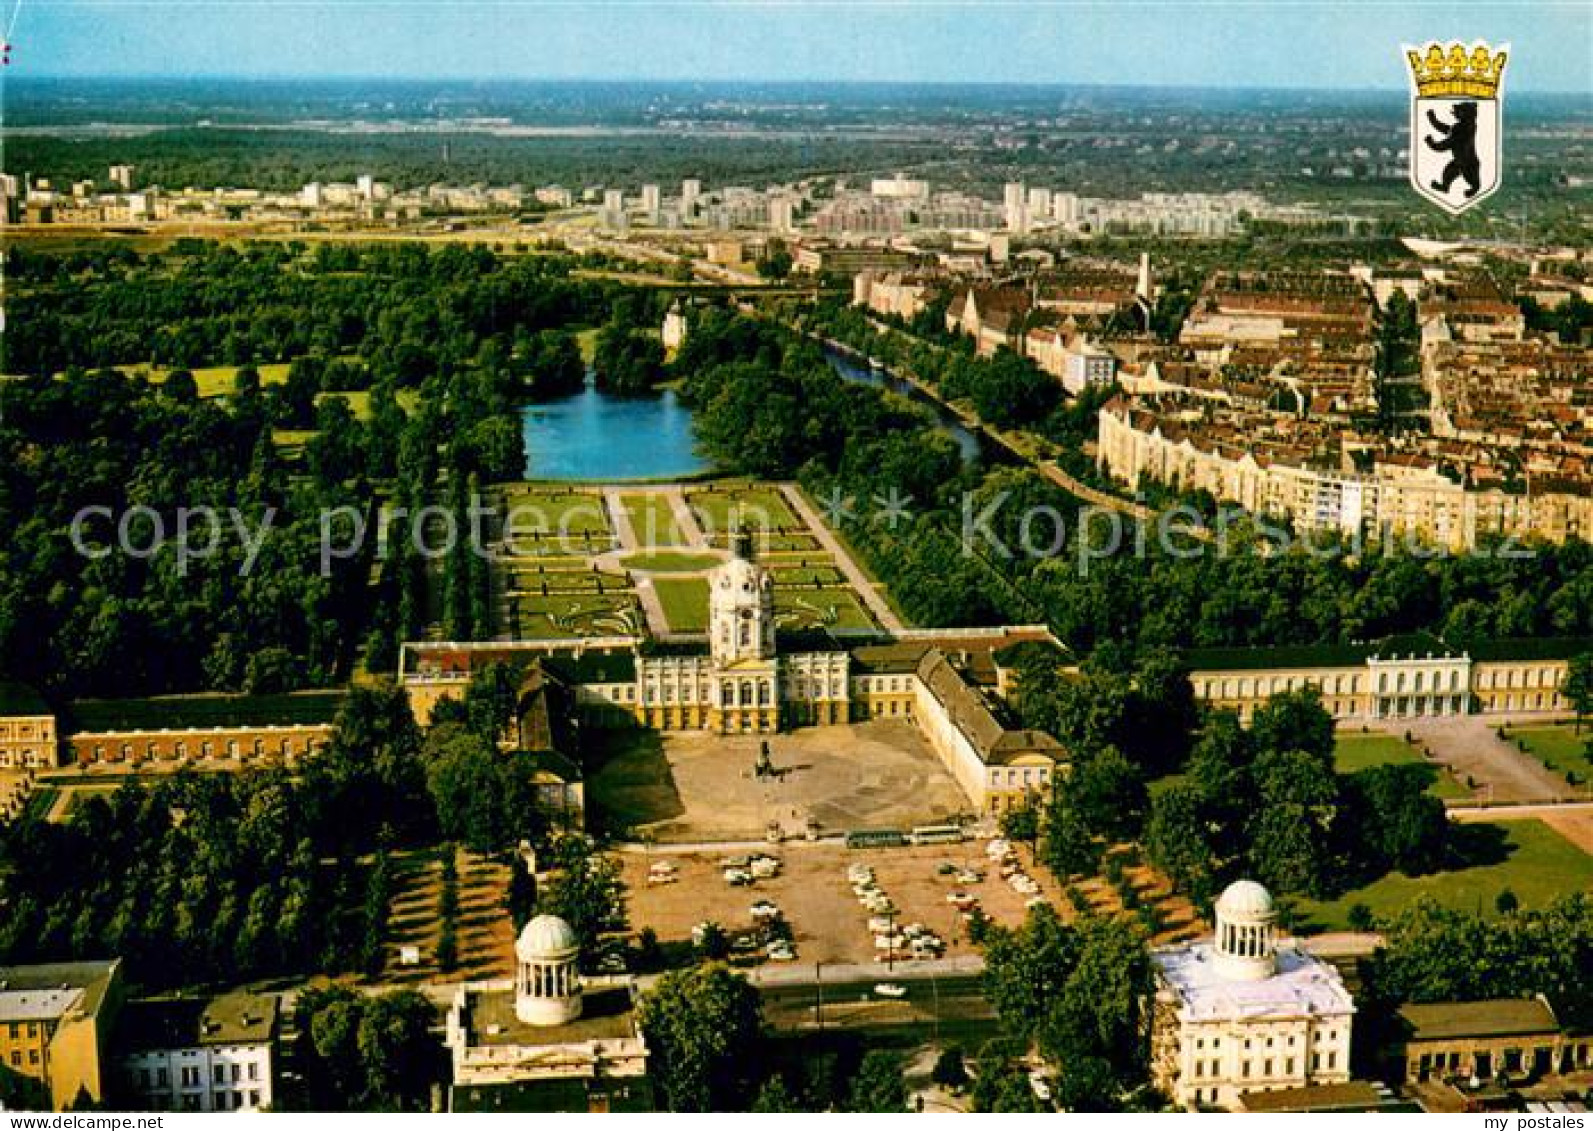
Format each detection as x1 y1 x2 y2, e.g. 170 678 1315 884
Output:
10 1 1591 92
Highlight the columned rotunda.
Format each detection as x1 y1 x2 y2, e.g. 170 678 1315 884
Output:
1212 879 1278 982
514 914 582 1026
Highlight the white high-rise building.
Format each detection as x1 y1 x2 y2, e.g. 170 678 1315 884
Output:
1052 192 1079 225
1150 881 1356 1110
1027 186 1052 219
1003 181 1028 234
871 174 929 199
769 197 795 234
109 164 135 191
681 178 702 216
641 183 661 220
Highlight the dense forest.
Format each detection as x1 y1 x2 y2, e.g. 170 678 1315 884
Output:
0 242 667 696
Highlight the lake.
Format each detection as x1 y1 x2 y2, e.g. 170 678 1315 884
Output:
521 381 709 481
520 351 986 482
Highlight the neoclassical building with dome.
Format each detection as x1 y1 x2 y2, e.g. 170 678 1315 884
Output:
444 914 651 1113
1149 880 1356 1110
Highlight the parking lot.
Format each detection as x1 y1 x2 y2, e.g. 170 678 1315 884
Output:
621 838 1074 968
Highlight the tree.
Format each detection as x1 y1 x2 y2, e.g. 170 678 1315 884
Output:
1040 792 1100 881
424 726 548 854
462 660 526 745
757 239 794 281
636 963 764 1112
1564 653 1593 733
999 802 1040 849
971 1056 1046 1113
1246 748 1342 897
1250 688 1336 768
931 1046 969 1091
847 1050 908 1113
1145 783 1221 904
593 321 665 396
751 1074 801 1112
1186 710 1255 802
1342 763 1449 877
356 991 440 1111
1068 745 1147 842
538 836 627 958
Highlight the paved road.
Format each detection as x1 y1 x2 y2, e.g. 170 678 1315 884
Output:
1447 799 1593 822
1373 716 1577 804
758 969 995 1035
779 482 906 633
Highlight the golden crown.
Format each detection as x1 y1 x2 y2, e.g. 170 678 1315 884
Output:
1406 41 1508 99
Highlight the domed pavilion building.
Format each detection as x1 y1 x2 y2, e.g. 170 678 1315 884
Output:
444 914 651 1112
1149 879 1356 1110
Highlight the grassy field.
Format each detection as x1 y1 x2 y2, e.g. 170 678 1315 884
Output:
1293 819 1593 931
1333 733 1470 799
120 361 291 397
775 588 878 632
1504 725 1591 785
620 494 687 546
503 489 612 538
689 485 799 537
506 592 637 638
769 564 847 586
315 389 421 421
620 551 723 573
652 577 710 632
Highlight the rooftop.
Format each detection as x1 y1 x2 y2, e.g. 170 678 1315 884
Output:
461 985 639 1050
1238 1081 1405 1113
0 681 50 717
1153 939 1355 1023
0 959 121 1024
119 991 278 1052
1398 997 1560 1043
65 691 345 734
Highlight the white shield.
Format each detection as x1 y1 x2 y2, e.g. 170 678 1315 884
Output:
1409 95 1501 215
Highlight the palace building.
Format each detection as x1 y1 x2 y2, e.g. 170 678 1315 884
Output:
0 684 56 771
1185 633 1587 723
400 539 1067 815
1150 881 1357 1111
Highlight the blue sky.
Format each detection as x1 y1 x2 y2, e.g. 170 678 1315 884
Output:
10 1 1591 91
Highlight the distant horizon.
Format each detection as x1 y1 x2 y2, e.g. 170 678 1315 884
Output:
8 1 1589 94
7 74 1590 99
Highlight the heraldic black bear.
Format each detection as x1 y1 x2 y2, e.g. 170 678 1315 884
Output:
1425 102 1482 198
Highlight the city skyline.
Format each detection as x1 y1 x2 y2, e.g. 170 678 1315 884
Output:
12 0 1592 93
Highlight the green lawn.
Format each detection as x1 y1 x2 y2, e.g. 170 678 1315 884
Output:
1293 819 1593 931
118 361 291 398
770 564 846 586
503 490 612 538
620 494 687 546
652 578 709 632
689 486 799 537
315 388 421 421
620 551 723 573
775 588 877 632
1504 725 1592 785
1334 733 1470 799
507 593 637 639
